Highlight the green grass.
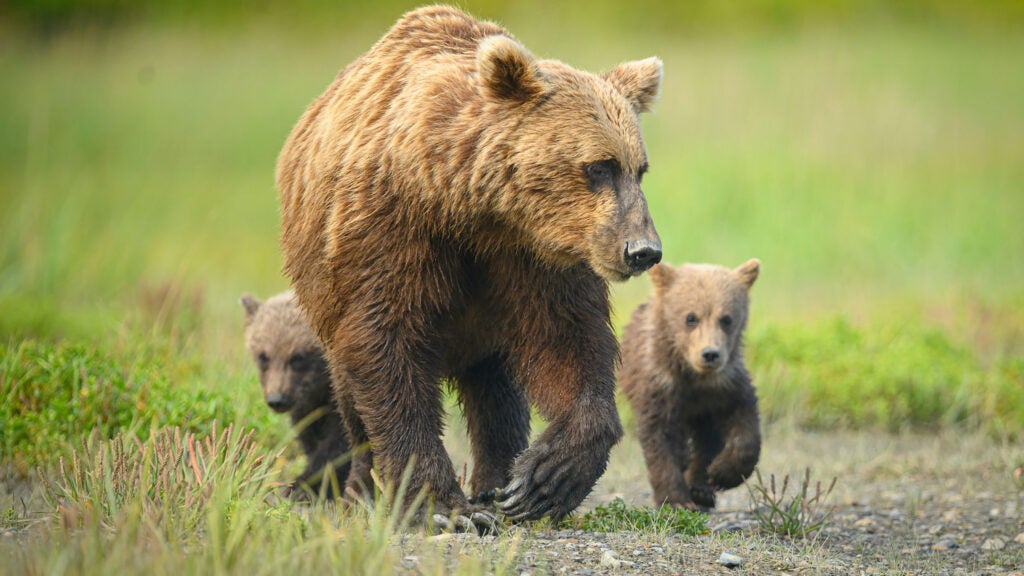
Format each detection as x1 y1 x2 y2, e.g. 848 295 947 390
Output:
562 497 708 536
0 339 242 469
750 318 1024 437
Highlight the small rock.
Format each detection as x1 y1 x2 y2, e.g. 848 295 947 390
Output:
718 551 743 568
1014 532 1024 544
933 539 959 551
402 556 419 569
854 517 877 532
599 550 621 569
981 537 1006 551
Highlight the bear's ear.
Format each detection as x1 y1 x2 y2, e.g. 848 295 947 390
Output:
602 57 663 114
648 262 674 293
240 294 261 321
477 35 547 103
734 259 760 290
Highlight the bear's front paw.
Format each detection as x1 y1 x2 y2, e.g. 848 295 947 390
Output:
496 441 604 522
690 484 716 509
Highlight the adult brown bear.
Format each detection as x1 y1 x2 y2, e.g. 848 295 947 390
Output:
277 5 662 528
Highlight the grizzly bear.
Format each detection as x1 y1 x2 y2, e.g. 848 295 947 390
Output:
619 259 761 510
276 5 663 528
241 291 355 498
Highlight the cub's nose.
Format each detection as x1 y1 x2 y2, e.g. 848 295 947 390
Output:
624 239 662 272
265 393 292 413
701 348 721 364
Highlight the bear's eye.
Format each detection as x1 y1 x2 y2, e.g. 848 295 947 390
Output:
257 352 270 371
720 315 733 330
288 353 309 371
685 313 699 327
584 159 620 189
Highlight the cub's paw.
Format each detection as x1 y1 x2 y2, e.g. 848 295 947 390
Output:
690 484 716 509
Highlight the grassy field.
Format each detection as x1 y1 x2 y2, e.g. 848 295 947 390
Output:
1 1 1023 573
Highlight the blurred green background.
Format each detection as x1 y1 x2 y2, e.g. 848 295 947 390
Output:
2 0 1023 467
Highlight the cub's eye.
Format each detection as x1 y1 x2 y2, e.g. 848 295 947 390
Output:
288 353 310 371
720 315 733 329
685 313 699 327
257 352 270 371
584 159 620 188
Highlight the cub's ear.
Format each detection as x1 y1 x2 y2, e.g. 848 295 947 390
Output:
647 262 675 293
240 294 261 321
602 57 663 114
477 35 547 103
734 259 760 290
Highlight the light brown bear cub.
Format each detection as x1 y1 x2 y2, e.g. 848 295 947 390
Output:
620 259 761 510
241 291 351 498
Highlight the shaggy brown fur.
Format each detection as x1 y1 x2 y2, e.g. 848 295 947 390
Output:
276 5 663 523
241 291 353 498
620 260 762 510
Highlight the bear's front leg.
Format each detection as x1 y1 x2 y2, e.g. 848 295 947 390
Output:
494 270 623 522
497 390 622 522
706 400 761 490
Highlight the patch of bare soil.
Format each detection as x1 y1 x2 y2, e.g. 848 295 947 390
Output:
488 426 1024 575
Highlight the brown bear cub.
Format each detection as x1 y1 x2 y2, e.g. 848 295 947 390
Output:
620 259 762 510
277 5 663 529
241 291 351 498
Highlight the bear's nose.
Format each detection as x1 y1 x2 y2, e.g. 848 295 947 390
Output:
266 393 293 413
701 348 721 364
624 239 662 272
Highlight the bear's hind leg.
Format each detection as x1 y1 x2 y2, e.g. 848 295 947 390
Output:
457 353 530 503
635 403 698 510
687 413 724 508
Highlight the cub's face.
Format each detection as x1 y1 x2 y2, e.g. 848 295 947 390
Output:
241 293 329 413
476 36 663 282
650 260 760 375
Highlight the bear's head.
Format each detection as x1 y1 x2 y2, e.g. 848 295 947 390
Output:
241 291 330 414
649 259 760 375
477 35 663 282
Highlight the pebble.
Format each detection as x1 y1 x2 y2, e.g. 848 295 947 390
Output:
599 550 621 569
1015 532 1024 544
981 537 1006 551
932 538 959 551
717 551 743 568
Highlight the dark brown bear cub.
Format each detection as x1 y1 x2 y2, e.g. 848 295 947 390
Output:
620 259 761 510
241 291 351 498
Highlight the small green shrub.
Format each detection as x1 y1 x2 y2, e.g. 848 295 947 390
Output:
562 497 707 536
1 339 237 467
749 319 1024 436
747 468 836 539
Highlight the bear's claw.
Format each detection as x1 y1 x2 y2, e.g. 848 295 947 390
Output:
431 510 503 535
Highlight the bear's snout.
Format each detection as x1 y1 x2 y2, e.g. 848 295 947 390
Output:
701 347 721 366
624 239 662 273
265 392 294 413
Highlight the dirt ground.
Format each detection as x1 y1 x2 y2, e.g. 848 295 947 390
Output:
449 424 1024 575
4 423 1021 575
